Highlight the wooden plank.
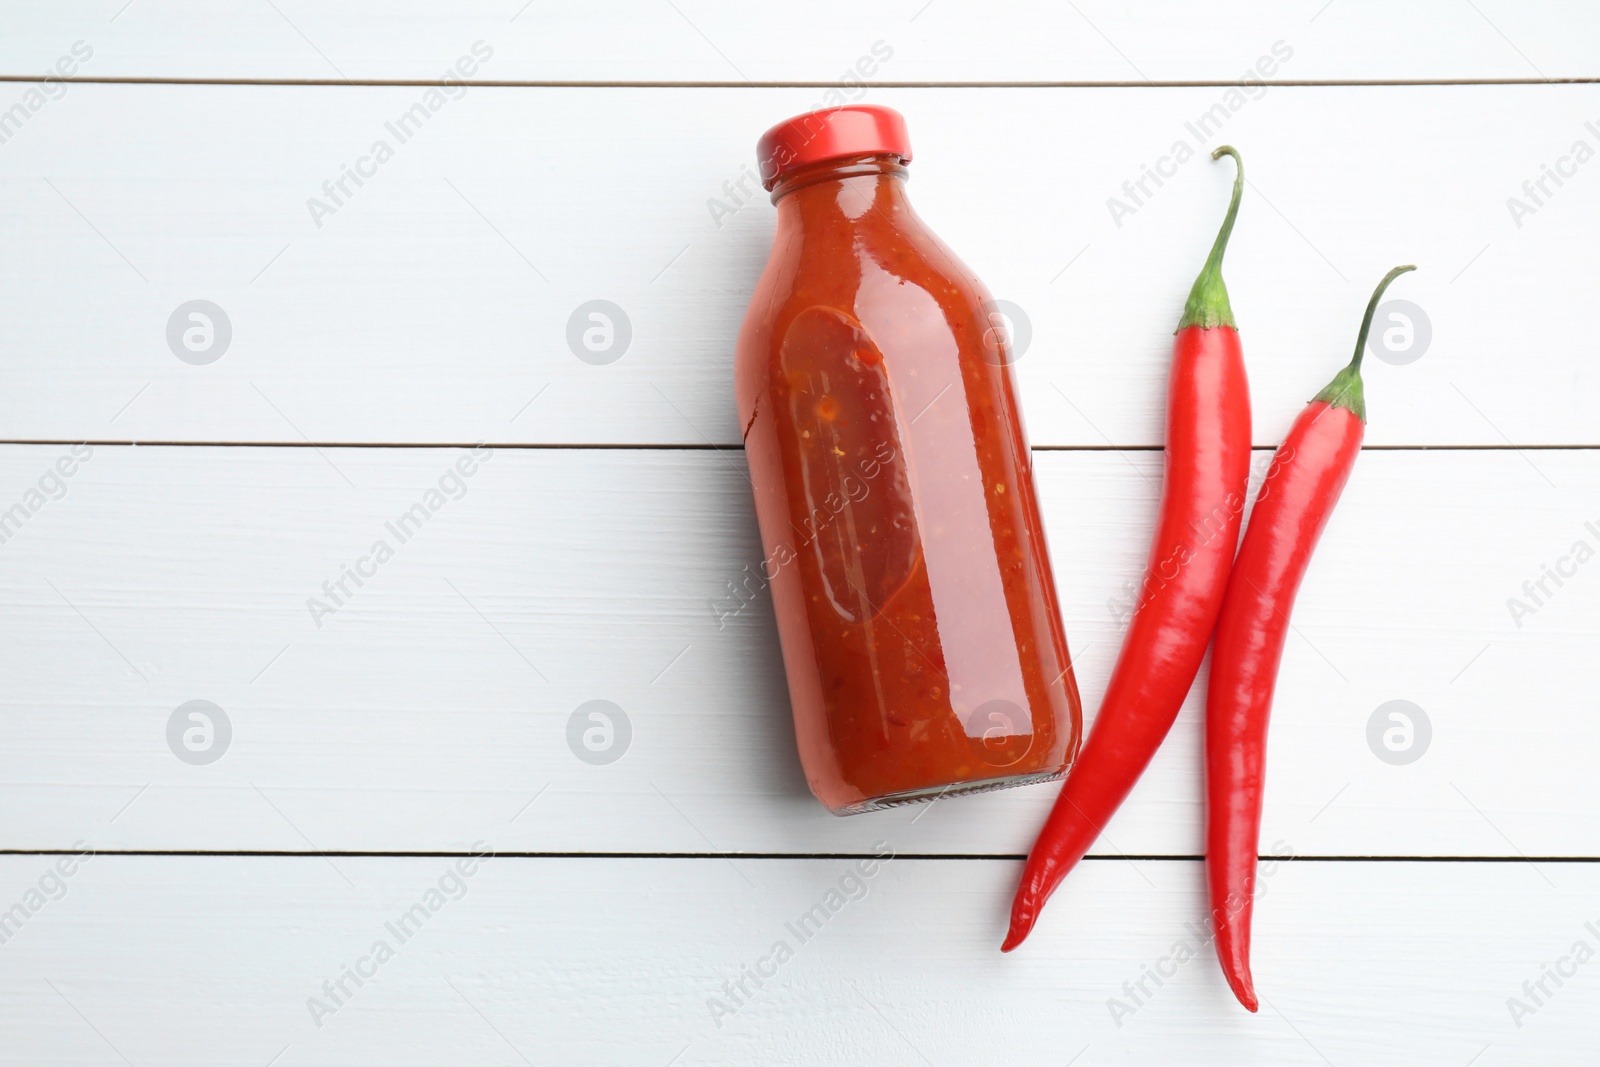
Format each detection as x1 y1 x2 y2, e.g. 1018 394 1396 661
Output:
0 444 1593 856
0 83 1596 446
1 1 1595 83
0 853 1591 1062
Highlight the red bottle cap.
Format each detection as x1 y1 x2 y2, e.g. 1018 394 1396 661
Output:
756 105 912 191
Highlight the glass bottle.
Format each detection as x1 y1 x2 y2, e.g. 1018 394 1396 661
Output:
735 105 1082 814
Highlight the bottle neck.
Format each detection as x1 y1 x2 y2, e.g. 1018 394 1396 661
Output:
769 154 911 215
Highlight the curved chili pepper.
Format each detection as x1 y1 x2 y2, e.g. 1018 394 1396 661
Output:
1205 264 1416 1011
1003 147 1252 952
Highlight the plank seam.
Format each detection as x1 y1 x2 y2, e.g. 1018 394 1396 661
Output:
0 77 1594 88
5 850 1599 862
0 441 1594 453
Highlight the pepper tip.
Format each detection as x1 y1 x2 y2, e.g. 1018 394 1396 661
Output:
1226 970 1260 1012
1001 896 1037 952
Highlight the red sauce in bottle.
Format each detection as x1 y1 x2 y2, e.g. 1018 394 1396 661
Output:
736 106 1082 814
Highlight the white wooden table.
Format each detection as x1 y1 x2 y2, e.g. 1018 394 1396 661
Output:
0 3 1596 1063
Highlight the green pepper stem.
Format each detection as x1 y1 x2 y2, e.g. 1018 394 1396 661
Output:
1349 264 1417 373
1176 145 1244 332
1313 264 1417 422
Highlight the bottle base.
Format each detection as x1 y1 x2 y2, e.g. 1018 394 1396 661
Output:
830 766 1069 817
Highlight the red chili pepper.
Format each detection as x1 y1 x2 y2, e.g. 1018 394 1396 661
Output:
1205 265 1416 1011
1003 147 1253 952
